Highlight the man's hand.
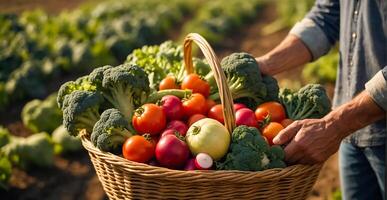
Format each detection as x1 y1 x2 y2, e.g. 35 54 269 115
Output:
273 118 343 164
272 91 385 165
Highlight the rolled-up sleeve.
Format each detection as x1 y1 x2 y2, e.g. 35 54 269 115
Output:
365 66 387 111
289 0 340 60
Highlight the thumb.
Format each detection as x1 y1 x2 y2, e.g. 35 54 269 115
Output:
273 121 301 145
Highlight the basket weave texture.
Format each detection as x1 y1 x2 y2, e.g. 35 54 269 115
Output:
81 33 322 200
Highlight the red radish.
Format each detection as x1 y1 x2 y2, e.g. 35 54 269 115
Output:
155 134 190 169
194 153 213 170
160 95 184 120
235 108 258 128
233 103 247 111
184 158 196 170
166 120 188 136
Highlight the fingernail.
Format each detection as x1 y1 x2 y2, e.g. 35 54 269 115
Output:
273 136 280 144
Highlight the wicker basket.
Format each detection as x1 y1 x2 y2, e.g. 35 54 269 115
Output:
81 33 322 200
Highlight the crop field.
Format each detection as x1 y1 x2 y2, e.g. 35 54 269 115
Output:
0 1 340 200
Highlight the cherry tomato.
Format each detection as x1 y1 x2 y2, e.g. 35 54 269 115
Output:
122 135 155 163
208 104 224 124
188 114 206 127
281 118 294 128
205 99 216 113
132 104 166 135
159 76 179 90
181 74 210 97
182 93 207 117
255 102 286 123
262 122 284 145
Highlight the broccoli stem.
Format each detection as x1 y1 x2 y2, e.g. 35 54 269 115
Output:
146 89 192 103
293 101 314 120
110 85 135 120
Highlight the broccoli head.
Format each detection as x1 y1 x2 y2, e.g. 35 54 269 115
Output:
1 132 54 169
62 90 104 136
57 75 96 109
279 84 331 120
88 65 113 89
208 53 267 106
216 125 286 171
52 125 82 154
91 108 132 153
101 64 150 120
262 75 279 102
22 93 63 133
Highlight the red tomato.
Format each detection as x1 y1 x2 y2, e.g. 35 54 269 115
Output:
160 95 184 121
262 122 284 145
208 104 224 124
181 74 210 97
255 102 286 123
205 99 216 113
280 118 294 128
182 93 207 117
188 114 206 127
159 76 179 90
122 135 155 163
132 104 166 135
235 108 258 128
233 103 247 111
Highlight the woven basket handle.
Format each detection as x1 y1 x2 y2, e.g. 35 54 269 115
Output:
183 33 235 133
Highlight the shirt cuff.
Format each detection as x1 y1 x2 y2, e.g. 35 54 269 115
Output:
365 71 387 111
289 18 332 61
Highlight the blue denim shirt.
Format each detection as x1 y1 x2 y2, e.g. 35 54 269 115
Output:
289 0 387 147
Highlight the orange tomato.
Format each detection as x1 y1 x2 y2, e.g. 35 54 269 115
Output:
159 76 179 90
122 135 155 163
255 102 286 123
182 93 207 117
262 122 284 145
188 114 206 127
181 74 210 97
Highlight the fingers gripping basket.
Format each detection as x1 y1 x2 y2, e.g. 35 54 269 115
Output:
81 33 322 200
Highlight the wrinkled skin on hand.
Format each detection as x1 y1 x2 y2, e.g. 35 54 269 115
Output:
273 118 343 165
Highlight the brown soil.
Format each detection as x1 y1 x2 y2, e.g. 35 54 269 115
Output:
1 2 340 200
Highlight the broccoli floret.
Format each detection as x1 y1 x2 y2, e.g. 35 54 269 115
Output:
91 108 132 153
216 125 286 171
216 125 270 171
101 64 150 120
88 65 113 89
0 156 12 190
208 53 268 106
62 90 104 136
0 126 10 148
1 132 54 169
279 84 331 120
262 75 279 102
5 61 46 100
57 76 96 109
52 125 82 154
22 93 63 133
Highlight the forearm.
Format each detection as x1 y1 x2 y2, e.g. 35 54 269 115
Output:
324 91 385 139
256 34 312 75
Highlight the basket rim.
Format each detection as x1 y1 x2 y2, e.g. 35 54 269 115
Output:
81 133 322 183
